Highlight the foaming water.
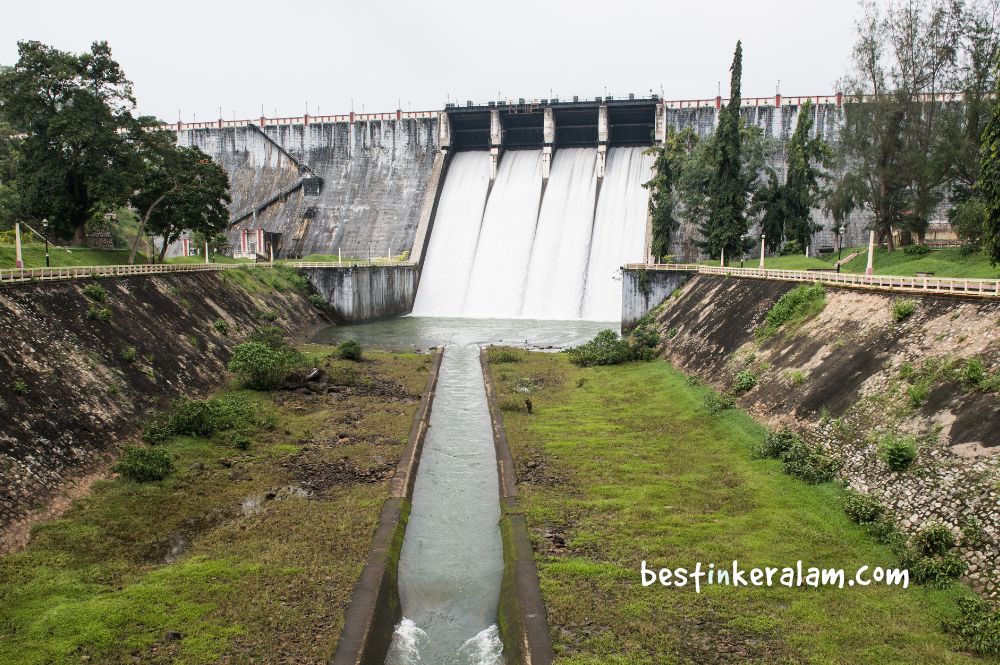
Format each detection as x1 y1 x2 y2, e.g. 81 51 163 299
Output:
413 147 651 322
312 318 608 665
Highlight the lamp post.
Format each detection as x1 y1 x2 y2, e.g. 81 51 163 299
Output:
42 219 50 268
836 225 845 273
759 233 766 270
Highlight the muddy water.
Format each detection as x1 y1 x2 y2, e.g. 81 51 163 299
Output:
312 317 608 665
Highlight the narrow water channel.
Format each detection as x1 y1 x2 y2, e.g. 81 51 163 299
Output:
313 317 608 665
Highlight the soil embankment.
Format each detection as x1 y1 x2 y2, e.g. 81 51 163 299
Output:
653 274 1000 596
0 270 324 550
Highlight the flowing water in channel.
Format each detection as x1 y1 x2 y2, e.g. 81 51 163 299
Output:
312 317 610 665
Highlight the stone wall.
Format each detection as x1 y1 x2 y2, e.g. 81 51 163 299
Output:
0 272 324 550
621 267 694 329
651 274 1000 597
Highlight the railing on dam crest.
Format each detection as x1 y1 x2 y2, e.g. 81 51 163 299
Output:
627 263 1000 298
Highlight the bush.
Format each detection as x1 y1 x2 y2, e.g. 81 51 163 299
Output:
759 429 797 458
907 383 930 407
336 340 363 361
787 370 807 387
487 346 522 363
249 325 288 350
259 309 279 322
627 323 661 361
308 293 328 310
732 370 757 395
212 318 230 336
229 431 252 450
704 392 735 414
12 378 28 396
88 305 112 321
891 299 917 322
946 595 1000 656
667 327 679 339
568 330 634 367
842 491 885 524
757 283 826 339
879 434 917 471
903 550 966 587
82 283 108 303
961 357 986 387
781 439 840 484
780 239 804 256
903 244 931 256
912 523 956 557
120 346 137 363
866 518 907 551
898 362 916 381
228 341 303 390
112 446 174 482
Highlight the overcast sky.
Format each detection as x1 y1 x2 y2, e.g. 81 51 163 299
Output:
1 0 859 122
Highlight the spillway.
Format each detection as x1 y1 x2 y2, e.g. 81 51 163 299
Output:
414 146 652 322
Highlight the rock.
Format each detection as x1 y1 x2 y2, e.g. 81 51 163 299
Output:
218 458 233 468
189 462 204 471
265 491 277 501
229 470 249 481
306 367 323 381
163 630 183 642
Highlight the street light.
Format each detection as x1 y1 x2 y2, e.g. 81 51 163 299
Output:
759 233 766 270
42 219 50 268
837 225 846 273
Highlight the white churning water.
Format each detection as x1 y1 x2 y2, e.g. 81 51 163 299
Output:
412 146 652 322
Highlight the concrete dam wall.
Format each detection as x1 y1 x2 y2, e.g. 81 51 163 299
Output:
303 265 417 323
178 117 440 259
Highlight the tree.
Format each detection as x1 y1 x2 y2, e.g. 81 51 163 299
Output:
644 127 698 261
782 100 834 250
0 41 142 243
699 41 751 261
143 145 230 263
979 62 1000 265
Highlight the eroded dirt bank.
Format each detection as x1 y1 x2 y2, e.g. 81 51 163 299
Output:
653 274 1000 596
0 270 324 550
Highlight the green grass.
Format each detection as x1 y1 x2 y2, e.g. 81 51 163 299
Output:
833 247 999 279
165 255 252 265
491 353 985 664
0 349 430 664
0 246 147 269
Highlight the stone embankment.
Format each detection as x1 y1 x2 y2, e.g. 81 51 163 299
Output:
0 271 324 551
652 274 1000 597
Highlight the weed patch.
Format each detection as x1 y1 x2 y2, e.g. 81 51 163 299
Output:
757 283 826 339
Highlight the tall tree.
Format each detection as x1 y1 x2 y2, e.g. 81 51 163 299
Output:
644 127 698 261
0 41 141 243
143 145 231 263
699 41 750 262
979 61 1000 265
782 100 834 250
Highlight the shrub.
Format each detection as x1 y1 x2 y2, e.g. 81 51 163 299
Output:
228 341 303 390
907 383 930 407
780 239 804 256
12 378 28 396
627 323 661 361
308 293 328 310
568 330 634 367
229 431 252 450
946 595 1000 656
487 346 522 363
781 439 840 484
120 346 137 363
787 370 807 387
112 446 174 482
891 299 917 322
328 365 359 386
961 357 986 387
842 491 885 524
961 517 984 547
759 429 797 458
903 244 931 256
667 327 679 339
704 392 735 414
212 318 230 336
88 305 112 322
732 370 757 395
866 518 907 551
879 434 917 471
336 340 363 361
757 283 826 339
259 309 279 322
912 523 956 557
499 396 529 413
82 283 108 303
903 550 966 587
898 362 916 381
249 325 288 349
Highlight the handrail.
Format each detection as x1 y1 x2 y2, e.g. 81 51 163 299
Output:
625 263 1000 298
0 260 417 285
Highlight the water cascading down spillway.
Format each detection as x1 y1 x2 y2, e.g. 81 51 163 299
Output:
387 145 653 664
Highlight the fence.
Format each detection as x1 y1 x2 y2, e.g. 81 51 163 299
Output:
627 263 1000 298
0 260 417 286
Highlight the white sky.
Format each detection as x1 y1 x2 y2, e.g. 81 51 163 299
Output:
1 0 858 122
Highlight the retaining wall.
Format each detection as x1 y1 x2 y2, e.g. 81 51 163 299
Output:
302 266 418 323
621 267 695 329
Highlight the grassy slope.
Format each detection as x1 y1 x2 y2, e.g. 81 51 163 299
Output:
0 349 431 664
0 246 146 268
491 353 983 664
833 247 1000 279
